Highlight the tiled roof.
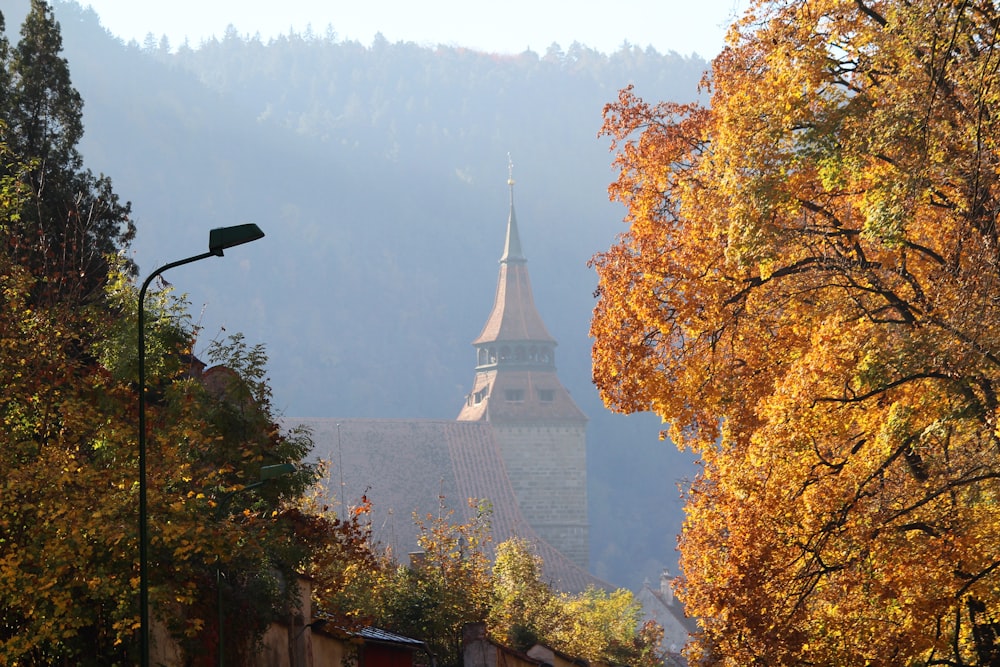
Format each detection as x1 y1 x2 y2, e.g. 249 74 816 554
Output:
296 418 606 593
353 626 427 647
473 262 555 344
501 196 525 263
472 196 555 345
457 369 587 423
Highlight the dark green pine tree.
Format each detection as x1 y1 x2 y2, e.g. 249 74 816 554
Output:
0 14 9 118
4 0 135 305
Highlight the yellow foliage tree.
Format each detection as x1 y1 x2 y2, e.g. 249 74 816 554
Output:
591 0 1000 664
322 506 663 667
364 498 495 667
489 537 563 651
0 5 333 662
0 255 326 664
489 538 662 667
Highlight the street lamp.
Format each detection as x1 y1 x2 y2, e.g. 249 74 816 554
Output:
137 223 265 667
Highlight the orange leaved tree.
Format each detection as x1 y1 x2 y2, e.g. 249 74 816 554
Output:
592 0 1000 664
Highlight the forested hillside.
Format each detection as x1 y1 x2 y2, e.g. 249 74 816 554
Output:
1 0 709 589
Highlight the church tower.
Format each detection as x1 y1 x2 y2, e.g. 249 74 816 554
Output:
458 167 589 569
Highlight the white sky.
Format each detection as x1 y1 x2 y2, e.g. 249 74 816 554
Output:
80 0 749 59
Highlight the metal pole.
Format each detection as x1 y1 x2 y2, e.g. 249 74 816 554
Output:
138 251 214 667
218 565 225 667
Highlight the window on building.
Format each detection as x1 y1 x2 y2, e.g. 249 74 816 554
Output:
505 389 524 402
538 389 555 402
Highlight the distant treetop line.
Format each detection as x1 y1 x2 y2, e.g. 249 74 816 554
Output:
79 0 736 60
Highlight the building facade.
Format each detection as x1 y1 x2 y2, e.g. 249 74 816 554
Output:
299 174 595 590
457 175 589 569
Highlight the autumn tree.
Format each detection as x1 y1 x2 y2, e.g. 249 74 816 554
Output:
326 503 663 667
140 327 322 665
489 537 663 667
0 253 327 664
300 490 384 630
369 498 494 667
488 537 563 651
552 588 663 667
592 0 1000 664
0 168 139 662
0 181 137 663
0 4 140 656
0 4 330 663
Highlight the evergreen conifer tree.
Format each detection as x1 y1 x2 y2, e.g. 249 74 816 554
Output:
4 0 134 305
0 15 9 118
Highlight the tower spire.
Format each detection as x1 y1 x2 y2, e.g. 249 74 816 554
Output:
502 153 525 263
457 162 589 569
459 160 586 415
469 160 553 351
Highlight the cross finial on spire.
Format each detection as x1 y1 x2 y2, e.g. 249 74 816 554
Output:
507 153 516 208
501 153 524 263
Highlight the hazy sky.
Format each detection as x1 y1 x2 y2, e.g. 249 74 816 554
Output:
81 0 749 59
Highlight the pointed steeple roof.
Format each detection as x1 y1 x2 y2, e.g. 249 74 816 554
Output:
501 180 525 263
459 162 586 424
472 172 554 345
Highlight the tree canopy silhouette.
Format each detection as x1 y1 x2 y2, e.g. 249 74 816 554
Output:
592 0 1000 663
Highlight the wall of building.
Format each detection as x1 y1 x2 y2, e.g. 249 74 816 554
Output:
636 572 697 660
312 633 350 667
463 623 543 667
254 624 294 667
491 422 589 569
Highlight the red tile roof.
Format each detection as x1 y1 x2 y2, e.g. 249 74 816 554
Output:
457 370 587 423
473 261 555 345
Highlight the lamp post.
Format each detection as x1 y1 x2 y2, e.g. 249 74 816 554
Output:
138 223 265 667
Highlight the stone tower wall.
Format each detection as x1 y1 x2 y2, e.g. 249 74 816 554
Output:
491 422 589 569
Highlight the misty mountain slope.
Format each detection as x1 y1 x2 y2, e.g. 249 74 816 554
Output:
5 0 706 590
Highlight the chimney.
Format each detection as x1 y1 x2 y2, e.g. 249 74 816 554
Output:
659 569 674 604
463 622 487 645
